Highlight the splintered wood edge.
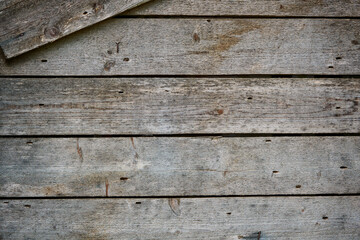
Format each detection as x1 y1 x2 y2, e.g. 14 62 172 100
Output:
0 0 152 59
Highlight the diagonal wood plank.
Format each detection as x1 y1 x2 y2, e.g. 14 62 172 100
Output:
0 0 152 59
0 19 359 75
1 137 359 197
125 0 360 17
1 197 359 239
0 77 359 135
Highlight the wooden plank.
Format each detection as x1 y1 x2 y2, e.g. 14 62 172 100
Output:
1 197 359 239
0 19 359 75
1 137 359 197
0 77 359 135
125 0 360 17
0 0 152 59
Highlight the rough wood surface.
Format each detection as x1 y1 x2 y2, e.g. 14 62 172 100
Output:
1 19 359 75
125 0 360 17
1 137 359 197
1 197 359 239
1 77 359 135
0 0 151 59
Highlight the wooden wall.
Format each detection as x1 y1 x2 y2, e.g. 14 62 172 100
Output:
1 0 359 239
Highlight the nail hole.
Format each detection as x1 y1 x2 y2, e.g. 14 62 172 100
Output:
83 11 88 15
207 20 211 23
135 202 141 204
336 107 341 109
118 91 124 94
123 58 130 62
322 216 328 220
24 205 31 208
226 212 232 215
328 66 334 69
296 185 302 188
272 171 279 174
107 50 112 55
340 166 348 169
247 97 253 100
41 59 47 62
26 141 33 145
3 201 9 204
120 177 128 181
336 57 342 60
39 104 44 106
266 140 271 143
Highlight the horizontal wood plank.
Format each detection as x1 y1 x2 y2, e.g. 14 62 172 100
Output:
0 77 359 135
0 0 151 58
1 197 359 239
1 19 359 75
1 137 359 197
125 0 360 17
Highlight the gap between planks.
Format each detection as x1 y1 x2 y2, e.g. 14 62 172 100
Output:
1 75 360 78
1 133 360 138
1 193 360 200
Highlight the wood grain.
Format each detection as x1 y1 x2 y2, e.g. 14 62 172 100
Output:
0 77 359 135
1 197 359 239
0 0 152 58
1 137 359 197
125 0 360 17
1 19 359 75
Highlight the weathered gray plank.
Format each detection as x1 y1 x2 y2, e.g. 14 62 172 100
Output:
1 19 359 75
125 0 360 17
1 137 359 197
0 0 151 58
1 78 359 135
1 197 359 239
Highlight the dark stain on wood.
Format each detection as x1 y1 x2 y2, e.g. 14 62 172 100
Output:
168 198 181 216
105 178 109 197
104 60 115 71
209 23 261 54
193 33 200 42
77 138 84 163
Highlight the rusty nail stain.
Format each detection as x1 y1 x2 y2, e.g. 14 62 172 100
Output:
130 137 136 149
257 231 261 240
217 109 224 115
193 33 200 42
105 178 109 197
223 171 228 177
